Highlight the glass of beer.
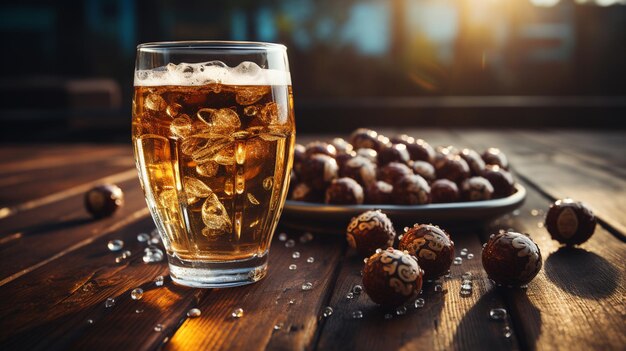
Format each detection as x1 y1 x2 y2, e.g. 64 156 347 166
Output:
132 42 295 288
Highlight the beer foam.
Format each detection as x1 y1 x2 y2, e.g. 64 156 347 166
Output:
134 61 291 86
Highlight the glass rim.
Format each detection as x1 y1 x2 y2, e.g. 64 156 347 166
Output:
137 40 287 52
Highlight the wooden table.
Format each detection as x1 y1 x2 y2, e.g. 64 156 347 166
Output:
0 129 624 351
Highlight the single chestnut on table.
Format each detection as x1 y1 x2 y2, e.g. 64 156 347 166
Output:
325 177 364 205
398 224 455 280
346 210 396 257
362 247 424 307
545 198 597 246
482 231 542 287
84 184 124 218
330 137 354 155
430 179 460 203
290 182 323 203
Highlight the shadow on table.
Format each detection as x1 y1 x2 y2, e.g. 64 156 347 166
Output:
0 217 93 242
545 247 619 299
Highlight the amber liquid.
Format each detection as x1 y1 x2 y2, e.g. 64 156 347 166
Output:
132 84 295 261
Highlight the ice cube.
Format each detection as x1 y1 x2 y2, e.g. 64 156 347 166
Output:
196 162 219 177
196 108 241 135
191 137 233 164
236 86 270 106
170 114 192 138
257 102 278 125
184 177 212 198
201 191 232 233
145 94 166 111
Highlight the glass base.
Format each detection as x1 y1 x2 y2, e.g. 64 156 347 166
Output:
168 252 268 288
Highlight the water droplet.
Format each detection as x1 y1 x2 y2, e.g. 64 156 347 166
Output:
289 264 297 270
143 246 164 263
115 255 125 263
530 209 540 216
346 292 354 300
105 297 115 308
467 253 474 260
278 232 288 241
289 299 296 305
462 272 472 280
352 310 363 319
307 257 315 263
187 308 201 318
363 258 369 264
375 248 382 254
137 233 150 243
154 324 164 332
131 288 144 300
434 284 443 292
232 308 244 318
322 306 334 317
155 276 165 286
121 250 132 258
462 279 473 286
490 308 507 321
292 251 300 259
537 222 545 228
299 232 314 243
460 289 472 296
461 283 472 291
384 313 393 320
512 210 520 216
135 309 144 314
285 239 295 248
301 282 313 291
396 306 407 315
150 236 161 245
352 285 363 295
503 326 512 338
453 257 463 265
274 323 283 330
107 240 123 252
460 248 468 256
414 298 425 308
86 319 94 325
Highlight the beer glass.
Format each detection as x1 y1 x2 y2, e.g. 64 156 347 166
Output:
132 42 295 287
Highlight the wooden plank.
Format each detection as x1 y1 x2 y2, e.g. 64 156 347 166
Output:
165 230 345 351
0 216 203 351
0 158 134 207
482 179 626 351
448 129 626 237
0 176 147 283
515 130 626 179
0 145 130 174
315 227 520 351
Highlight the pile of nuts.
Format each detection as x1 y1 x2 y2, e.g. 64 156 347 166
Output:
289 128 516 205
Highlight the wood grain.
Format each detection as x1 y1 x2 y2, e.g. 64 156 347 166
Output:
0 176 147 283
166 230 344 351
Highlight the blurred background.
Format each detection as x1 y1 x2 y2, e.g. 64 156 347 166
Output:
1 0 625 142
